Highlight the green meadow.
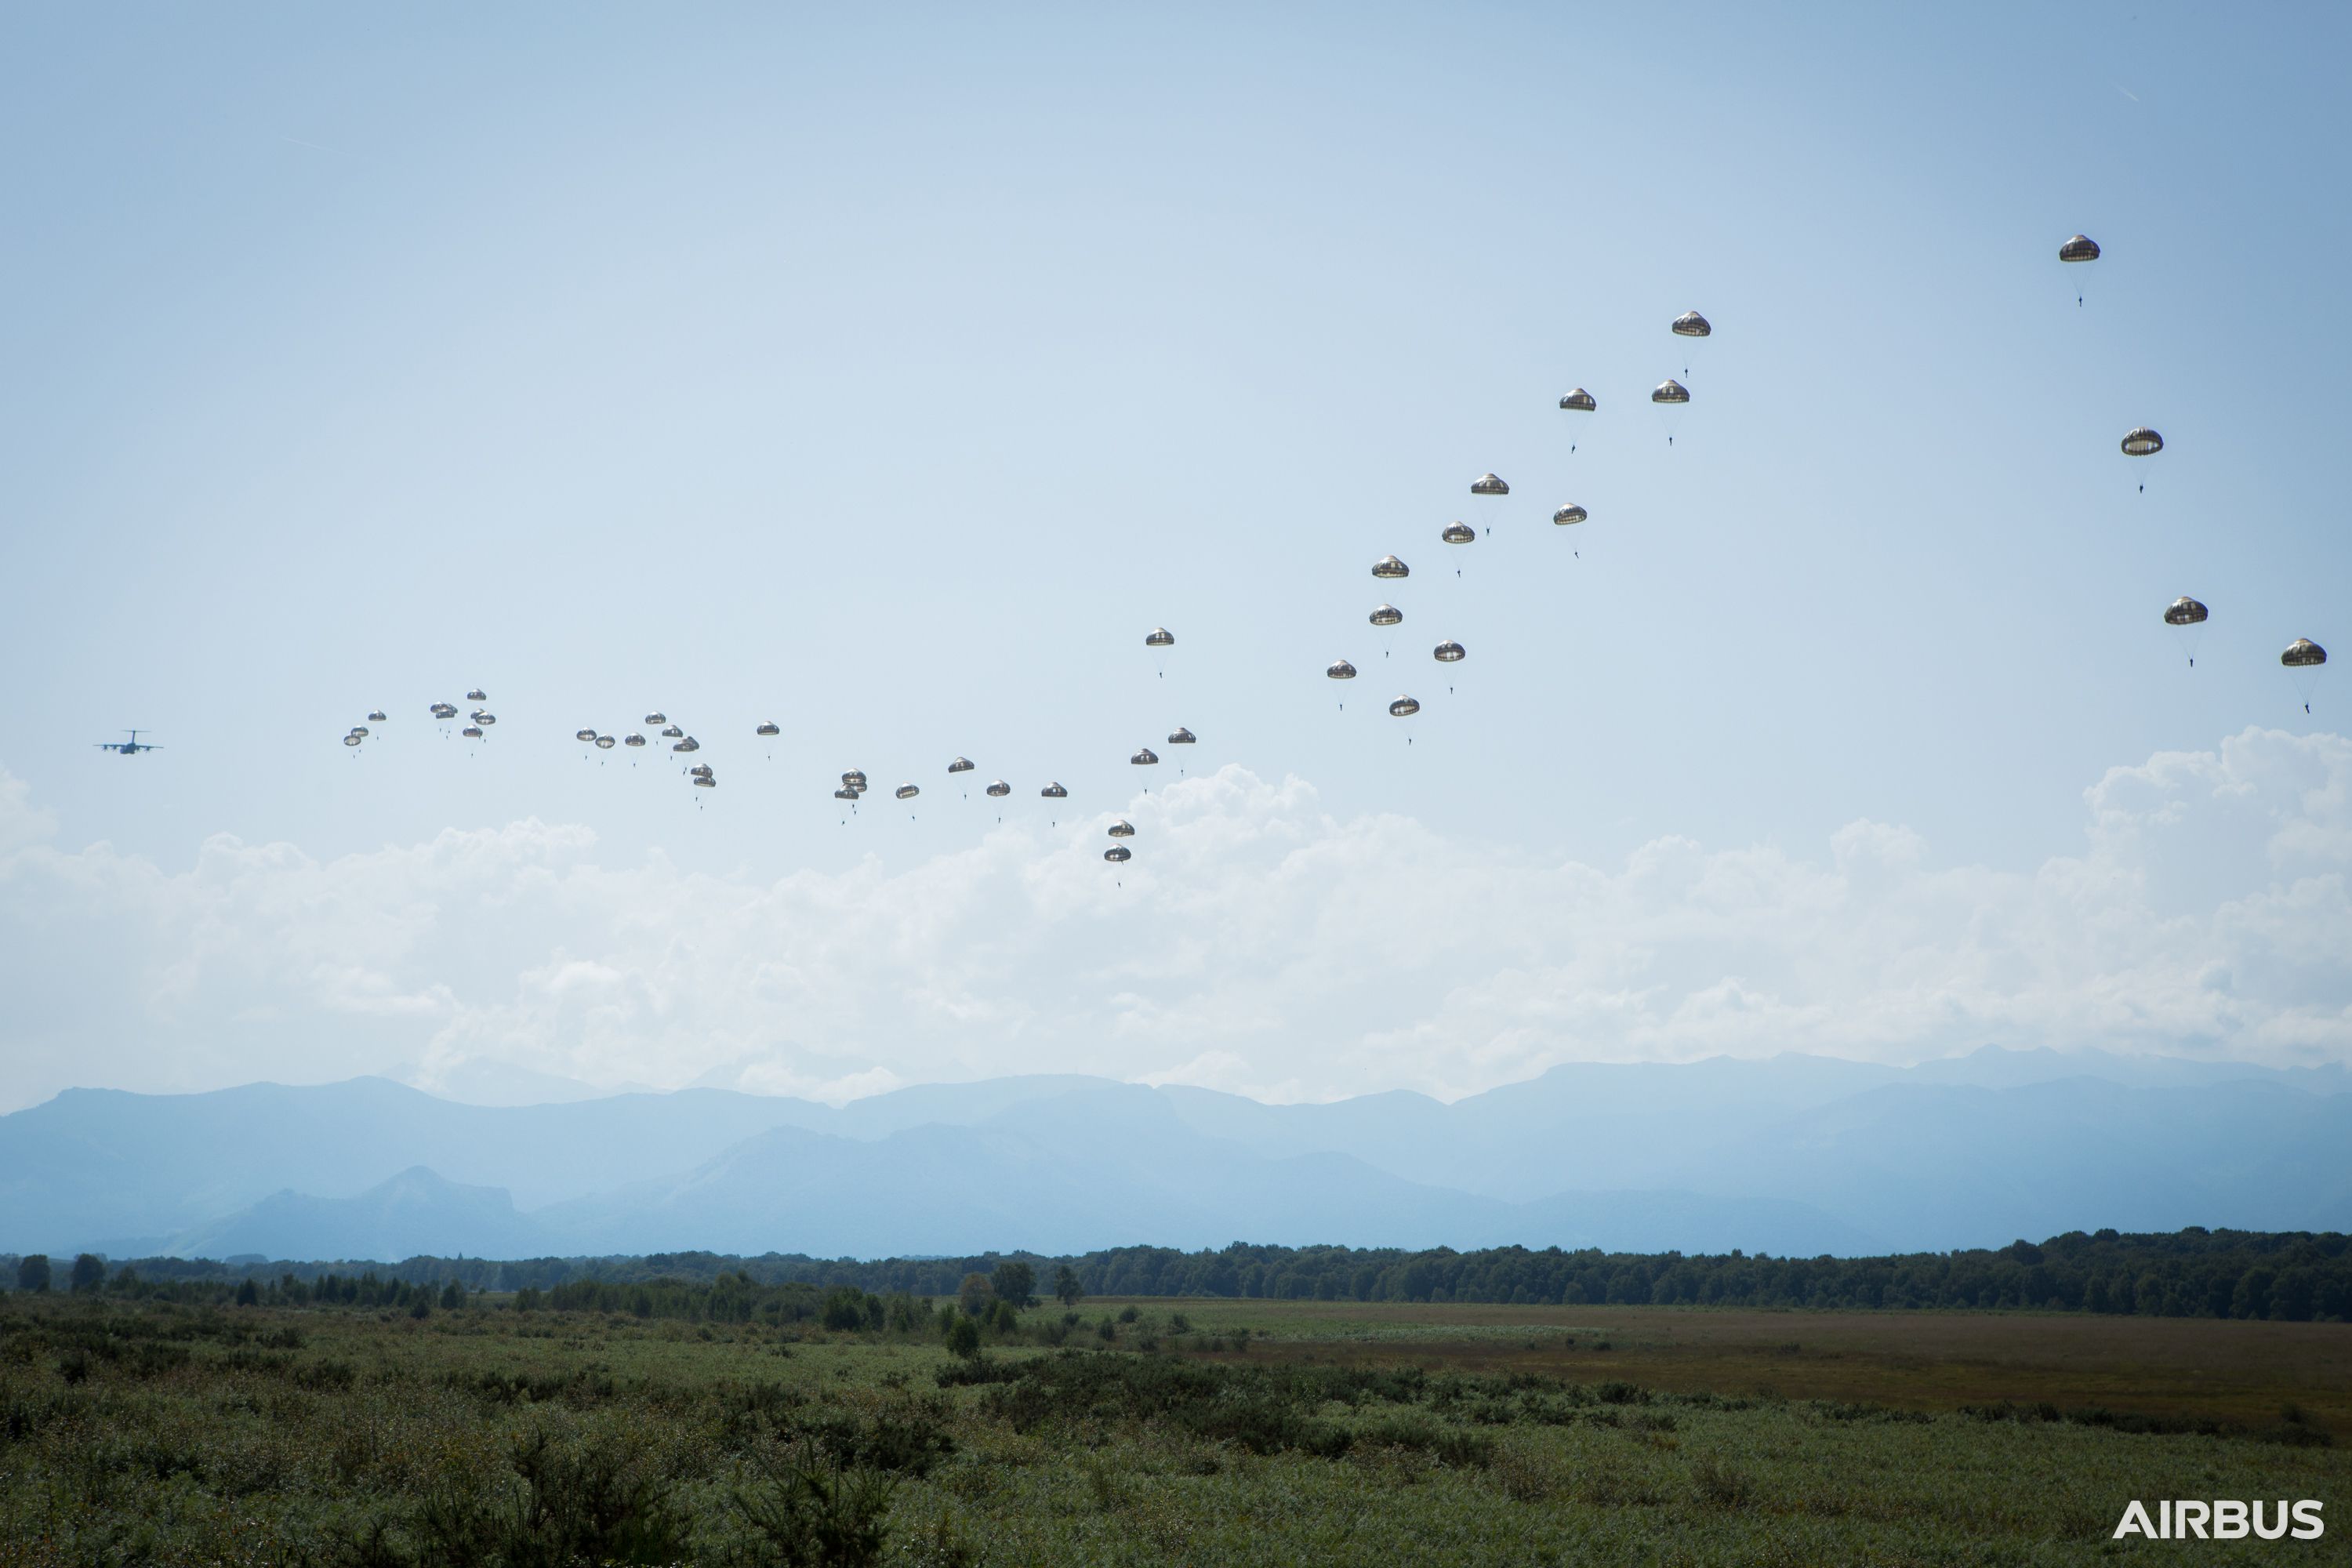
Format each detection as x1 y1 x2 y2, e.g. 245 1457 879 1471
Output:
0 1292 2340 1566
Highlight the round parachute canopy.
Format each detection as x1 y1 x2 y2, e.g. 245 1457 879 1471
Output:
1131 747 1160 765
2165 597 2209 627
367 710 387 723
1388 695 1421 717
1471 472 1509 496
1109 819 1135 838
462 725 484 739
1327 658 1358 679
644 712 666 725
1041 782 1068 798
575 728 598 743
430 703 457 718
1145 627 1174 648
690 764 713 778
834 788 858 800
949 757 975 773
1652 379 1690 405
2060 234 2101 263
985 779 1010 797
625 734 646 747
595 735 616 750
844 770 868 789
2122 426 2164 457
1433 641 1465 662
673 737 700 753
1441 522 1475 546
757 722 781 737
2283 638 2328 668
350 725 370 739
1372 554 1410 579
342 733 361 746
1559 388 1597 412
1167 727 1196 745
466 689 488 702
1370 604 1403 626
693 775 716 788
1105 845 1131 863
1671 310 1711 338
1553 504 1588 526
661 725 684 738
474 713 496 726
895 783 920 800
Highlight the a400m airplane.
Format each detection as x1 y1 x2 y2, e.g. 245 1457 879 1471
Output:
94 730 162 755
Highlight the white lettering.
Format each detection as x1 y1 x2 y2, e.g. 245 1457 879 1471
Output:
2252 1501 2288 1541
2292 1500 2325 1540
2178 1501 2211 1539
2113 1501 2156 1539
2212 1500 2248 1539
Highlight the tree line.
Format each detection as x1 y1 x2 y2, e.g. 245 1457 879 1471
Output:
8 1229 2347 1321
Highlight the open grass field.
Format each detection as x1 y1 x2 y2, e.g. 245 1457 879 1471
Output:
1101 1298 2352 1434
0 1294 2342 1566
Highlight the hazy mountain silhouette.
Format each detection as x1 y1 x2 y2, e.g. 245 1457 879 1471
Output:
5 1047 2343 1261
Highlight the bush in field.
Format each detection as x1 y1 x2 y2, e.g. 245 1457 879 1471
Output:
16 1257 50 1294
412 1428 687 1567
69 1255 105 1294
731 1454 894 1568
990 1261 1035 1309
1053 1265 1084 1307
956 1274 993 1319
943 1316 981 1360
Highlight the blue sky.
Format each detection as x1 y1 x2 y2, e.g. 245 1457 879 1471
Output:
2 3 2347 1109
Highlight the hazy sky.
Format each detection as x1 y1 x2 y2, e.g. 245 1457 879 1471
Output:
4 3 2347 1111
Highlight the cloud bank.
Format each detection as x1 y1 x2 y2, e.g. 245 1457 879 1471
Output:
2 728 2347 1112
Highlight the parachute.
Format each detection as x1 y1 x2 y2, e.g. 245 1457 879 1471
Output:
1131 747 1160 765
466 689 488 702
349 725 370 739
2285 638 2328 713
1109 820 1135 838
844 770 868 790
1167 728 1196 744
430 702 457 720
575 729 597 743
645 712 667 725
462 725 484 739
1373 554 1410 579
2060 234 2100 263
1671 310 1711 338
661 725 684 738
342 733 361 746
2122 427 2163 457
673 737 700 753
1433 641 1465 662
895 784 919 800
985 780 1011 797
366 711 387 723
2164 597 2209 626
1327 659 1357 678
1370 604 1403 626
834 788 858 800
1471 473 1508 495
1105 845 1131 863
1441 522 1475 545
472 712 496 726
1041 782 1068 798
1559 388 1596 412
949 757 975 773
625 734 646 747
1652 379 1690 405
1388 695 1420 717
757 722 781 737
595 735 615 750
1145 628 1174 648
690 764 713 778
693 775 716 789
1553 504 1587 526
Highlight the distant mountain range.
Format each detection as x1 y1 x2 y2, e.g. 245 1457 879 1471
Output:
3 1047 2345 1262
